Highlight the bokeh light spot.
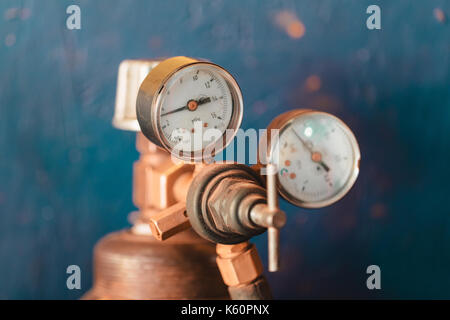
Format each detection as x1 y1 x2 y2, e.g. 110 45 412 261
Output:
274 10 305 39
305 75 321 92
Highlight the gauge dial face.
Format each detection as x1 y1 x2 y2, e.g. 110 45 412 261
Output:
156 63 241 159
272 111 360 208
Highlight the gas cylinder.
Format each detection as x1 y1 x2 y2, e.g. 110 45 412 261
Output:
83 59 228 300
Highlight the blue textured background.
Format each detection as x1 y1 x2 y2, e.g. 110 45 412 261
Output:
0 0 449 299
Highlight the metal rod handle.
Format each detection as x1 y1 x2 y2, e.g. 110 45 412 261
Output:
266 164 280 272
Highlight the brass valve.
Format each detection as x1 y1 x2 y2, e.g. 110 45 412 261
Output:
216 242 272 300
186 164 286 271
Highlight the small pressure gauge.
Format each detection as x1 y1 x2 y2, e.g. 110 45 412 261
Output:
136 56 243 161
263 109 360 208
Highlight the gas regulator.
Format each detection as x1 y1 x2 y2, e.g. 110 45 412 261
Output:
134 56 360 299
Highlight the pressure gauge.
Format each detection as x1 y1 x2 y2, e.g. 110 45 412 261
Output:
263 109 360 208
136 56 243 161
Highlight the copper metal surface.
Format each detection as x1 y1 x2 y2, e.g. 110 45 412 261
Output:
84 229 228 300
87 58 275 300
133 132 195 211
216 242 263 287
148 202 190 241
216 242 272 300
85 130 227 300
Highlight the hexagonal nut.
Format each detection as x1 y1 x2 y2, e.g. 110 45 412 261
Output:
216 244 263 287
216 242 250 257
207 178 240 232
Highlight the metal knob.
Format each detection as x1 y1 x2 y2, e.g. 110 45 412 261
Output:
113 59 160 131
185 163 286 271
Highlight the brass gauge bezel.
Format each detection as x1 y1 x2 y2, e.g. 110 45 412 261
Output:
136 56 243 162
262 109 360 208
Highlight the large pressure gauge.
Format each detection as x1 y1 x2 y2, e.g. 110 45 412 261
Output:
263 109 360 208
136 56 243 161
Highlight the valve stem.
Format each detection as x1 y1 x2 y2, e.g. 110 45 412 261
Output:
268 227 280 272
267 164 280 272
249 164 286 272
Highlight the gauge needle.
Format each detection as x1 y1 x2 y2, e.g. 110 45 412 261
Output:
292 129 330 172
317 158 330 172
197 96 212 105
161 105 188 117
161 97 212 117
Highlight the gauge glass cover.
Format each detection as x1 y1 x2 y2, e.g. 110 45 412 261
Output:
271 111 360 208
155 63 242 161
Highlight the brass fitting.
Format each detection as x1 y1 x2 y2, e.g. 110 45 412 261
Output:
186 163 287 274
148 202 190 241
250 203 286 230
216 242 263 287
133 133 195 211
186 164 267 244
